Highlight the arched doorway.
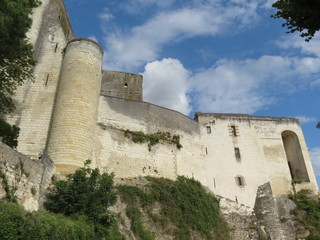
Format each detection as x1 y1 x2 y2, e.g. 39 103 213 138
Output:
281 131 309 182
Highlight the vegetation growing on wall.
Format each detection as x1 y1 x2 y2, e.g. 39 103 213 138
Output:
0 160 26 203
289 190 320 239
0 118 20 148
124 130 182 151
117 176 231 240
0 169 17 203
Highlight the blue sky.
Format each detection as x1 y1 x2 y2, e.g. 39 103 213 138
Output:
64 0 320 186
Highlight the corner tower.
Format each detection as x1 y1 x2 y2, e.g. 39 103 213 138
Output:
47 38 103 173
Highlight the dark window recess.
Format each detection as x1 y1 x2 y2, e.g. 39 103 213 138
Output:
213 178 216 188
45 74 49 86
231 126 237 136
234 147 241 159
124 83 128 88
205 147 208 155
235 176 245 186
206 126 211 134
54 43 58 52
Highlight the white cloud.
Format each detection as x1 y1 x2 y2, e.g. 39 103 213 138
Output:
309 147 320 178
294 116 317 124
102 0 263 71
98 0 320 115
190 55 320 113
310 79 320 87
99 8 113 22
142 58 191 115
276 35 320 58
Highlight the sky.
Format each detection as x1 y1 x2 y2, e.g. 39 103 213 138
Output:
63 0 320 187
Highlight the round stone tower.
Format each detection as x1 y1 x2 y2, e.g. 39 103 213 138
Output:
47 38 103 173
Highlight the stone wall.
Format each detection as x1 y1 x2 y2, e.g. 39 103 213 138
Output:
47 38 103 173
101 71 143 101
5 0 73 160
96 96 207 184
196 113 318 207
0 142 54 211
253 182 308 240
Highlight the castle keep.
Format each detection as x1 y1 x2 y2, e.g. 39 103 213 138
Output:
5 0 318 208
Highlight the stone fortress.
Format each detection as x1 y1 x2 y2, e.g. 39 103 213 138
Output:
5 0 318 208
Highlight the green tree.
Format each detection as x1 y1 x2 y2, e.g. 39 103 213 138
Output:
0 118 19 148
272 0 320 41
45 160 117 236
0 0 40 114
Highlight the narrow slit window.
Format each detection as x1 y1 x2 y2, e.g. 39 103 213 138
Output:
206 126 211 134
231 125 237 137
205 147 208 155
45 74 49 86
213 178 216 188
234 147 241 159
54 43 58 52
235 176 245 187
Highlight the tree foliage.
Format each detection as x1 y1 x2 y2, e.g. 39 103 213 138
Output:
0 118 19 148
272 0 320 41
0 0 40 113
45 160 117 236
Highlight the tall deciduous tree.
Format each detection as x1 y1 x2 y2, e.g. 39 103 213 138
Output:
272 0 320 41
0 0 40 114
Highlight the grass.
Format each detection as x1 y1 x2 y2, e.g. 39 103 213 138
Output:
117 176 231 240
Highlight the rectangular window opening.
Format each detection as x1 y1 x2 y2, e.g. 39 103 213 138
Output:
205 147 208 155
235 176 245 187
54 43 58 52
234 147 241 160
231 126 237 137
206 126 211 134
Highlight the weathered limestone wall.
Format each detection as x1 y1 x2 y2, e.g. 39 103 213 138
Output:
96 96 207 183
5 0 73 160
0 143 54 211
101 71 143 101
219 198 260 240
47 39 103 173
197 113 318 207
253 182 304 240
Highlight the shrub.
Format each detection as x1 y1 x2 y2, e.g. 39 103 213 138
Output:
0 200 97 240
45 160 119 237
118 176 231 240
290 190 320 239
